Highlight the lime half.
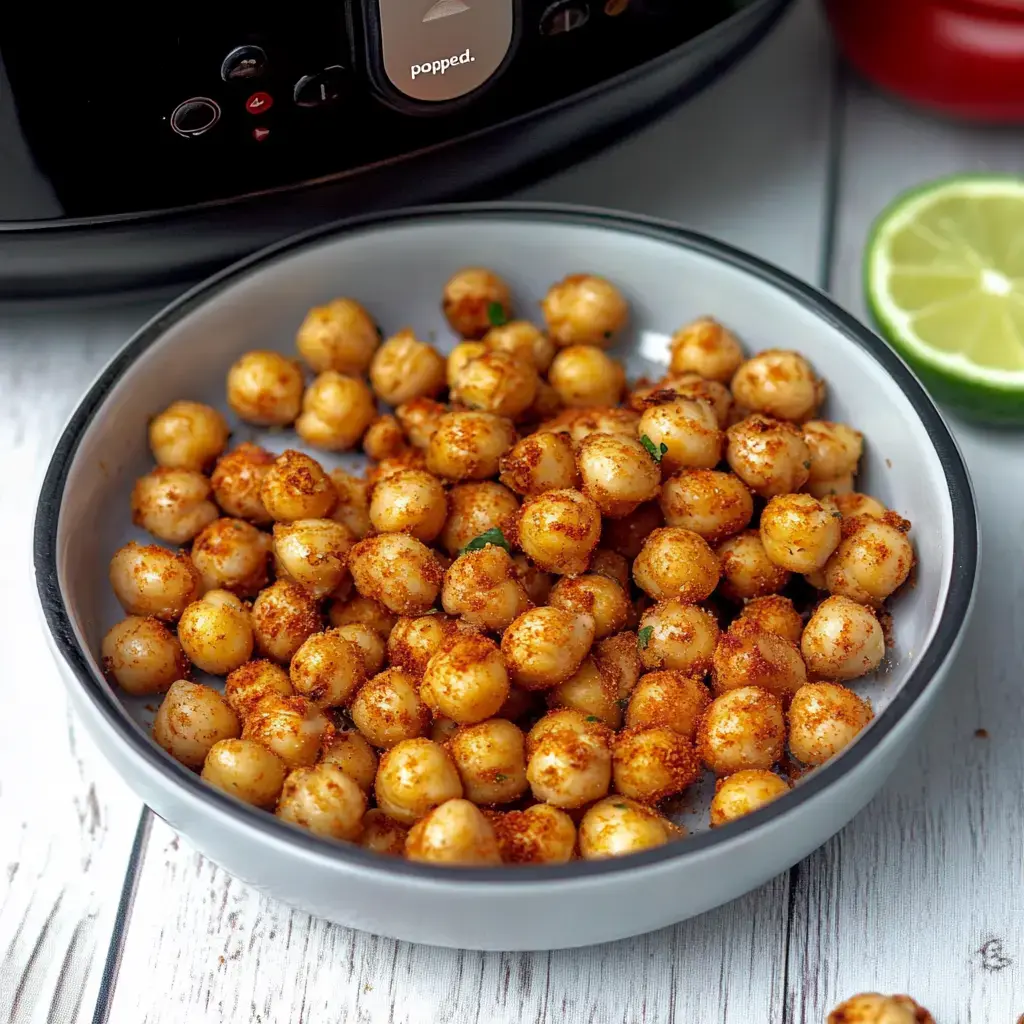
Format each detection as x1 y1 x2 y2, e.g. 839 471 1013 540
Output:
866 175 1024 424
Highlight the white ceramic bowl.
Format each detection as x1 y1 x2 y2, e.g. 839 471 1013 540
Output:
35 205 978 951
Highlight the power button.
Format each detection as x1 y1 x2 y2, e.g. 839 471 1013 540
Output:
376 0 515 103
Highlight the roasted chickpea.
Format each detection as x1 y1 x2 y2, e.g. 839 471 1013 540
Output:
320 731 379 793
259 450 336 523
448 718 528 804
788 681 874 765
370 329 446 406
191 518 269 597
101 616 189 696
668 317 744 382
498 431 579 498
735 595 803 645
827 993 932 1024
442 268 513 339
426 410 516 482
210 443 276 524
759 493 842 574
588 549 631 590
823 513 914 606
542 274 628 348
224 659 294 718
659 469 753 544
575 432 661 519
109 542 201 621
712 622 807 701
654 373 735 428
801 595 884 681
296 297 380 375
550 573 631 640
807 473 855 499
153 680 240 769
447 340 488 390
612 726 701 803
731 350 824 422
387 614 462 674
548 346 625 407
331 622 386 676
592 631 642 701
526 709 612 808
359 809 409 856
547 657 621 728
637 396 723 474
834 492 887 519
362 415 407 462
542 405 641 444
441 546 531 633
327 594 398 638
715 530 791 602
250 579 322 663
277 763 367 841
148 400 229 471
513 488 602 574
633 527 720 603
241 694 332 768
602 500 665 560
348 533 443 616
626 670 710 740
453 351 538 419
375 737 463 824
484 319 555 371
272 518 354 600
435 483 514 557
295 371 377 451
289 629 366 707
177 590 253 675
421 634 510 725
368 469 448 543
489 804 577 864
501 606 595 690
201 738 287 808
406 798 502 865
227 350 304 426
351 667 430 748
328 468 372 539
802 419 864 484
696 686 785 775
726 414 811 498
637 600 719 675
709 769 790 827
577 797 676 859
130 467 218 545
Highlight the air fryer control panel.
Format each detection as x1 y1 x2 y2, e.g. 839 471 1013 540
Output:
0 2 742 220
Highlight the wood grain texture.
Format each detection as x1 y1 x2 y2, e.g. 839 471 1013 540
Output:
785 76 1024 1024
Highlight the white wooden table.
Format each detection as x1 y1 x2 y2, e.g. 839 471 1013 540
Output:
2 3 1022 1020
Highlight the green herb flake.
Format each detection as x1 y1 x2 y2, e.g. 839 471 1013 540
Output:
603 330 613 339
494 773 508 782
617 698 629 710
613 803 629 810
585 715 601 723
803 460 812 469
637 626 654 650
461 527 510 555
375 323 384 339
640 435 667 463
832 511 843 519
487 301 509 327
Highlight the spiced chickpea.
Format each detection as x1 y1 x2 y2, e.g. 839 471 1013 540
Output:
210 443 276 524
548 346 625 407
546 657 622 728
437 482 517 557
153 680 240 770
101 616 189 696
177 590 253 675
242 694 333 768
227 350 305 426
426 410 516 482
759 492 842 574
498 431 579 497
148 400 229 471
802 420 864 484
715 530 791 602
441 545 531 633
260 450 336 523
725 414 811 498
327 594 398 638
712 621 807 701
224 659 294 719
637 396 723 474
442 268 513 339
406 798 502 865
250 579 322 663
453 350 538 419
277 763 367 841
484 320 556 372
577 798 677 860
327 468 371 539
388 614 464 675
788 681 874 765
601 501 664 561
576 432 661 518
526 709 612 808
543 405 641 444
550 573 631 640
696 685 785 776
731 350 824 422
541 274 628 348
448 718 528 804
375 737 463 824
801 595 885 681
659 469 753 544
362 415 407 461
348 533 443 616
331 622 386 676
501 606 595 690
593 631 642 701
588 549 630 589
447 341 487 390
709 769 790 827
273 518 354 599
130 467 218 545
655 373 735 428
370 329 447 405
823 512 914 606
191 518 270 596
369 469 447 543
668 317 744 383
637 600 719 675
351 667 430 748
513 488 602 575
109 542 201 621
295 371 377 451
807 474 856 499
626 670 710 740
633 527 720 603
290 629 366 707
296 297 380 375
833 492 886 519
421 634 510 725
321 731 379 793
201 739 287 808
489 804 577 864
735 595 804 646
612 726 702 804
359 809 409 856
396 397 448 450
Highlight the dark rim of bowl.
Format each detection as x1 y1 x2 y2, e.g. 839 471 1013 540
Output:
34 202 978 886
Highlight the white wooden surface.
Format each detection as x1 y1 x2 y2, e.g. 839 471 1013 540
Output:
1 1 1022 1020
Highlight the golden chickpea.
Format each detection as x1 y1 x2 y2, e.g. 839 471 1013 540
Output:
210 443 276 524
759 493 842 574
101 616 189 696
484 320 556 372
109 542 201 621
226 350 305 426
801 595 885 681
375 737 463 824
153 680 240 769
426 410 516 482
351 668 430 748
602 500 665 560
501 606 595 690
439 481 519 558
709 769 790 827
653 373 735 428
802 419 864 484
626 670 710 740
442 268 513 339
489 804 577 864
224 659 294 719
638 396 723 474
364 415 409 462
511 554 555 606
807 473 856 499
191 518 269 596
513 488 602 575
177 590 254 675
526 709 612 808
633 527 720 603
148 400 229 471
331 622 386 676
788 681 874 765
295 371 377 451
575 432 661 518
406 798 502 865
453 351 538 419
726 414 811 498
448 342 487 395
296 297 380 375
834 492 887 519
289 629 366 707
735 595 803 646
543 405 641 444
130 467 218 545
272 518 354 600
395 397 447 450
321 730 379 792
250 579 322 663
359 809 409 856
827 993 931 1024
550 573 631 641
421 634 510 725
277 763 367 841
668 317 745 382
542 274 628 348
712 622 807 701
696 686 785 775
441 546 531 633
593 631 642 701
241 694 332 768
731 349 824 422
201 738 287 808
448 718 528 804
370 329 446 405
328 468 372 539
259 450 336 523
498 431 579 497
327 594 398 638
387 614 462 674
588 548 630 590
823 512 914 606
577 797 677 860
715 530 791 602
637 600 719 675
612 726 702 804
548 345 625 407
659 469 753 544
348 533 443 616
546 657 621 728
368 469 448 543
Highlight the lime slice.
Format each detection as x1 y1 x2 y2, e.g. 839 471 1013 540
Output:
865 174 1024 424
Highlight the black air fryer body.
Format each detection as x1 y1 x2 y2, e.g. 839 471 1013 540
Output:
0 0 791 295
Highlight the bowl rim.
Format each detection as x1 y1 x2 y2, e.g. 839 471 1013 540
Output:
34 202 979 886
